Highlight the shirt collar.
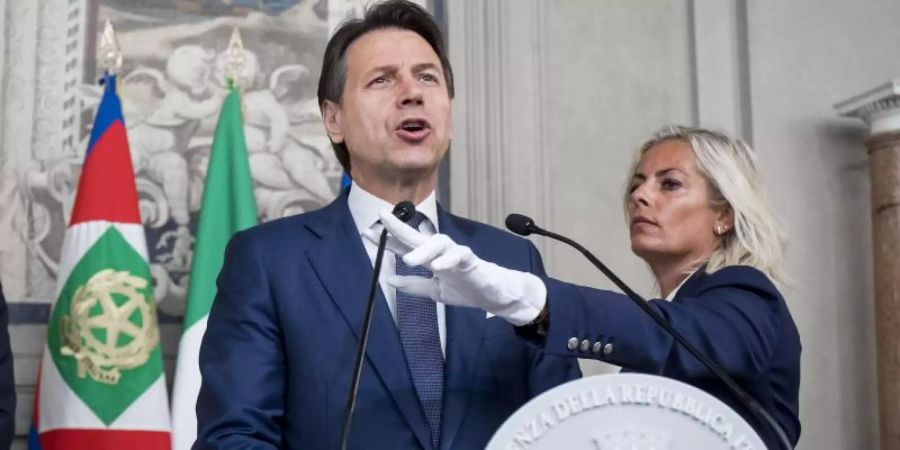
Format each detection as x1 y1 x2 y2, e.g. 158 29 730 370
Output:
665 268 698 301
347 180 439 233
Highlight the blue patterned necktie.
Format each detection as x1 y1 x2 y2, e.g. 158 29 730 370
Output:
395 212 443 449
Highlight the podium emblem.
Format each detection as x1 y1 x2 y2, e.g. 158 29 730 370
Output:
487 373 764 450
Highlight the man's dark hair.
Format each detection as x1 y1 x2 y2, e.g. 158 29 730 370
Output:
317 0 455 174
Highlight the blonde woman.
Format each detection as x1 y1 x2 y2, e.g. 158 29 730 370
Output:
376 126 802 448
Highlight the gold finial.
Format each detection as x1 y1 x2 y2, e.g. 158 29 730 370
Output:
225 27 247 89
98 19 123 75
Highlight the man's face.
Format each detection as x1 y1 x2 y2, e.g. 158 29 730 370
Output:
323 28 452 186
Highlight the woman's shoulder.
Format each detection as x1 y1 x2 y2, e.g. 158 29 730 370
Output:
693 265 781 301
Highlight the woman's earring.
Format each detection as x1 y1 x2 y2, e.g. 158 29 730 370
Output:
715 225 723 235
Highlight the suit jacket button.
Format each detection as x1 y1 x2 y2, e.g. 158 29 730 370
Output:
580 339 591 352
603 343 614 355
567 337 579 351
592 341 603 354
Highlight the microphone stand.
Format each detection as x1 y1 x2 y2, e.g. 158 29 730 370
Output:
340 229 389 450
340 202 414 450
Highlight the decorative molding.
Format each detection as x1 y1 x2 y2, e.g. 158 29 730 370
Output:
25 0 83 302
690 0 752 141
447 0 549 253
534 0 551 248
32 1 74 161
0 0 6 139
835 80 900 135
2 1 38 166
61 0 85 155
1 1 40 302
3 4 44 444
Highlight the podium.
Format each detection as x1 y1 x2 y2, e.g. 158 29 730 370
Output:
487 373 764 449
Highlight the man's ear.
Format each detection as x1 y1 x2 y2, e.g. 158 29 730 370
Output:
322 100 345 144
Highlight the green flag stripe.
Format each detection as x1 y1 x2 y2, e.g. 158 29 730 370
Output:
182 87 258 329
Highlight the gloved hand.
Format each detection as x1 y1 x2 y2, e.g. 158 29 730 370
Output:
365 210 547 326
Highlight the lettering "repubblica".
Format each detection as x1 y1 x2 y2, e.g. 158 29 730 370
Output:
506 384 757 450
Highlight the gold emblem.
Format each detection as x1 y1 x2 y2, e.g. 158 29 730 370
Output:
61 269 159 384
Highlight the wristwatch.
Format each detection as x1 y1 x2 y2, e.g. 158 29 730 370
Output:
515 302 549 341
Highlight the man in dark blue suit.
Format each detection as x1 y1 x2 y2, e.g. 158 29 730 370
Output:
193 2 580 449
0 280 15 450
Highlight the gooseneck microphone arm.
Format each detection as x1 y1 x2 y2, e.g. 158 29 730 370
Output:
505 213 793 450
340 201 416 450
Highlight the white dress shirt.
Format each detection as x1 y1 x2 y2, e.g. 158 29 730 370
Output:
664 269 697 301
347 181 446 355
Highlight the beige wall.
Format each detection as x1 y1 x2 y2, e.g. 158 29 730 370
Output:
449 0 899 448
747 1 900 447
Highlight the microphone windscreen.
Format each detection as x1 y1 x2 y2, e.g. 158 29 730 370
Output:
505 214 534 236
393 201 416 222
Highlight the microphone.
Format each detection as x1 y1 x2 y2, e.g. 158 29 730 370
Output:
393 201 416 223
505 213 541 236
505 213 793 450
341 201 416 450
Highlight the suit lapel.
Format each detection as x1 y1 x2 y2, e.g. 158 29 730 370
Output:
672 265 708 302
305 195 432 449
437 209 488 450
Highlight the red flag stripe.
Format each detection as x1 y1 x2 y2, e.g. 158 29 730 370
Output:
69 120 142 225
39 429 170 450
31 361 41 425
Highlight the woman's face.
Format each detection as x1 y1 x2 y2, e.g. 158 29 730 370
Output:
627 140 728 267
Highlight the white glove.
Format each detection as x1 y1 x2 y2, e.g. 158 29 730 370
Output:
365 210 547 326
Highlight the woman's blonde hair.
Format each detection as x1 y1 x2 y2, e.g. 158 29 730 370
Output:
624 125 789 288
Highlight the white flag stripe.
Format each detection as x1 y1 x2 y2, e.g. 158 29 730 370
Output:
38 349 104 431
52 222 110 300
171 316 208 450
40 345 171 432
111 376 171 430
53 221 149 300
115 222 151 261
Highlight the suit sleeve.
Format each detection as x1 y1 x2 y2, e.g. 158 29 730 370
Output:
194 232 285 450
542 267 782 380
0 284 14 450
523 241 582 395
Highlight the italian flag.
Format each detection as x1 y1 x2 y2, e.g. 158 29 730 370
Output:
35 74 171 449
170 83 257 450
